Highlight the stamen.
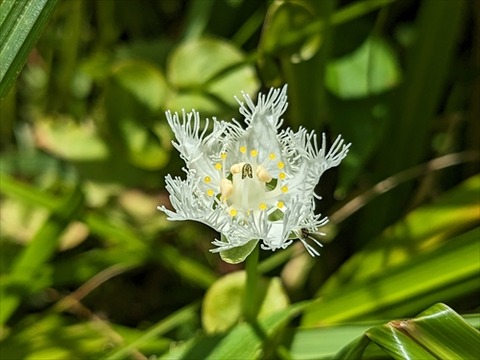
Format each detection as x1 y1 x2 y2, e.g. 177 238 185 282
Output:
279 172 286 180
277 201 284 208
221 152 227 160
229 208 237 217
204 176 211 183
230 162 244 174
259 203 267 211
277 161 285 169
250 149 258 157
220 178 233 199
281 185 288 193
215 163 222 170
256 165 272 182
240 146 247 154
207 189 214 197
269 153 276 160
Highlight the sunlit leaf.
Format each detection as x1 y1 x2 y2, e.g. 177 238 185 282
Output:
34 116 109 161
166 37 259 113
321 175 480 293
219 237 258 264
111 60 168 112
334 303 480 360
302 227 480 326
163 302 307 360
326 35 401 98
202 271 289 333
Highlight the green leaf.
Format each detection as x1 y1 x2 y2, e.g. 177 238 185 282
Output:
302 227 480 326
34 116 109 161
321 175 480 294
260 0 321 62
290 312 480 360
201 271 289 334
326 35 401 98
0 0 58 99
162 302 307 360
365 303 480 360
166 37 259 114
111 60 168 112
258 0 397 59
219 237 258 264
291 323 373 360
365 325 436 360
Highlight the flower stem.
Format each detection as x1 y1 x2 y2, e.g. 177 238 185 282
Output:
243 246 259 323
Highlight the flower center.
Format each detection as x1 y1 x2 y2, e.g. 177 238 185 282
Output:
205 146 289 218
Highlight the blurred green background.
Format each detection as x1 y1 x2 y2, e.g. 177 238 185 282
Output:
0 0 479 359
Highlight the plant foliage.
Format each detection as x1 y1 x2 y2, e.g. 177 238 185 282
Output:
0 0 478 359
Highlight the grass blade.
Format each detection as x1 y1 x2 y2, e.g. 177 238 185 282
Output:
0 0 58 99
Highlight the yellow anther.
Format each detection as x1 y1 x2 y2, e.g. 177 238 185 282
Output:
204 176 211 183
221 152 227 160
259 203 267 211
229 208 237 217
250 149 258 157
220 178 233 199
230 162 244 174
215 163 222 170
269 153 276 160
207 189 214 197
256 165 272 183
277 161 285 169
240 146 247 153
277 201 284 209
279 172 286 180
281 185 288 193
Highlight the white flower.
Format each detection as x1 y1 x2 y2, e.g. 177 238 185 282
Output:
158 85 350 262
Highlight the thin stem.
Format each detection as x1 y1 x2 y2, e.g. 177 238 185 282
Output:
243 246 260 323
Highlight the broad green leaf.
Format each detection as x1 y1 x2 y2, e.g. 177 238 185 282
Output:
166 37 259 113
302 227 480 326
202 271 289 333
111 60 168 112
164 92 224 115
0 0 58 99
219 237 258 264
33 116 109 161
326 35 401 98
